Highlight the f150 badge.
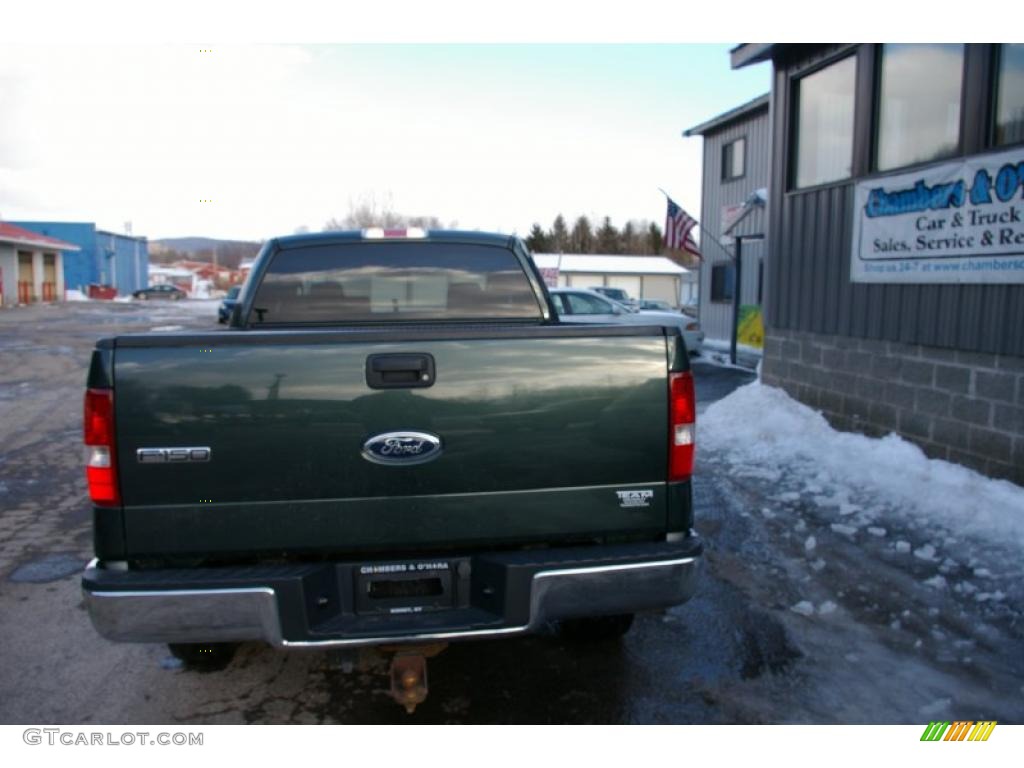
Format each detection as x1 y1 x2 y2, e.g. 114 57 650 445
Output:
362 431 443 466
616 489 653 508
137 447 211 463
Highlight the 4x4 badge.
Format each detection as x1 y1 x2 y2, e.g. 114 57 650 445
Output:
616 490 653 508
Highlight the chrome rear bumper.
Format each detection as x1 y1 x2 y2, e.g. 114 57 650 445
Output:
83 542 701 648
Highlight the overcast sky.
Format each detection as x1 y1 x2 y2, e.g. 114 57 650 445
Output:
0 44 768 241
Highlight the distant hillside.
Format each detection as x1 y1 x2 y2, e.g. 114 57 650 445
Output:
150 237 262 270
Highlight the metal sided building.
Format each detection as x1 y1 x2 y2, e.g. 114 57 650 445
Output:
732 44 1024 484
10 221 149 296
684 94 771 346
531 253 696 306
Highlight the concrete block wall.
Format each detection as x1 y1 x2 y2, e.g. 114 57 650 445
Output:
761 328 1024 486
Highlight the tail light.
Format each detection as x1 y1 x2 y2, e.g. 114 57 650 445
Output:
84 388 120 506
669 371 696 481
685 321 700 331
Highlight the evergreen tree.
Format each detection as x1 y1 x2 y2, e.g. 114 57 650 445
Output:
550 214 570 253
621 221 637 254
525 223 550 252
570 216 594 254
596 216 620 254
648 222 663 255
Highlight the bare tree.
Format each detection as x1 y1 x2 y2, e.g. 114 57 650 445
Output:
621 219 658 254
324 192 445 231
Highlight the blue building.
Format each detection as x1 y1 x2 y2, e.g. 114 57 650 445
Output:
10 221 149 296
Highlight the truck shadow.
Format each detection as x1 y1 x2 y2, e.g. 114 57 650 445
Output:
234 631 644 724
215 587 782 725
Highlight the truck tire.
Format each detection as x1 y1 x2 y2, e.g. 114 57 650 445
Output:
167 642 238 671
558 613 634 643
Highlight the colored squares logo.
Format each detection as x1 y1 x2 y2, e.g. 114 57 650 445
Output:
920 721 997 742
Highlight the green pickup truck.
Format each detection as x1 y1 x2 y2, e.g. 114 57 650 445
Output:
81 229 701 705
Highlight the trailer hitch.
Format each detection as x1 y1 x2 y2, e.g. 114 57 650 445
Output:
382 642 448 714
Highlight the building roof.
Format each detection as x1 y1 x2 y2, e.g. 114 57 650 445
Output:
149 265 195 279
531 253 689 276
730 44 779 69
683 93 770 137
0 222 80 251
96 229 148 243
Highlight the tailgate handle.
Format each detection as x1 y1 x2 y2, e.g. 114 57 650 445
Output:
366 353 435 389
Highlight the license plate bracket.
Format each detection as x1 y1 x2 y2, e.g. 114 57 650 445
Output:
355 562 455 615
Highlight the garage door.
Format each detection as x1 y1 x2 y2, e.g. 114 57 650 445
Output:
640 275 678 305
605 275 641 300
567 274 605 289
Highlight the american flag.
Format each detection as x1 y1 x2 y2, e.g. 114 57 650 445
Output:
664 196 702 260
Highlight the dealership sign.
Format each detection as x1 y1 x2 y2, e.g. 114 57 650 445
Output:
538 266 559 288
851 147 1024 283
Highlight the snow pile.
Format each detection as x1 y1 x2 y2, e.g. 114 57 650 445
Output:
701 382 1024 551
65 289 90 302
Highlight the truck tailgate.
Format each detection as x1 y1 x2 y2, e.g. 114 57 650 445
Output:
112 327 671 557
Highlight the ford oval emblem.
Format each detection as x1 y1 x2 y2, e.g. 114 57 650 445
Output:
361 431 443 466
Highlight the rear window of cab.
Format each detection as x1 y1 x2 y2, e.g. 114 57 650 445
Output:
248 242 543 324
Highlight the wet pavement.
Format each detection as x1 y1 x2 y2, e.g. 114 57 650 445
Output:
0 301 1020 724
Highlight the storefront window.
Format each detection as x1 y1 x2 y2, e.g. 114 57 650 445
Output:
793 56 856 189
995 44 1024 146
876 44 963 171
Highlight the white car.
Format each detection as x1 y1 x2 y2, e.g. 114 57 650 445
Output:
549 288 704 355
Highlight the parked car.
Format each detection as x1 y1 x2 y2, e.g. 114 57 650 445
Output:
132 284 186 301
590 286 639 310
81 229 701 710
550 287 704 354
636 298 673 312
217 285 241 324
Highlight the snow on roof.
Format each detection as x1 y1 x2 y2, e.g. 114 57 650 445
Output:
531 253 689 275
0 222 80 251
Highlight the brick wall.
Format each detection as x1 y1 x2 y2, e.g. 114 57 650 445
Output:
761 328 1024 485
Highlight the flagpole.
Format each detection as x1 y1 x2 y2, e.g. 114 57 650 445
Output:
660 187 745 366
657 188 735 260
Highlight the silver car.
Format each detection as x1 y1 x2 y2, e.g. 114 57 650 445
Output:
549 288 704 354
